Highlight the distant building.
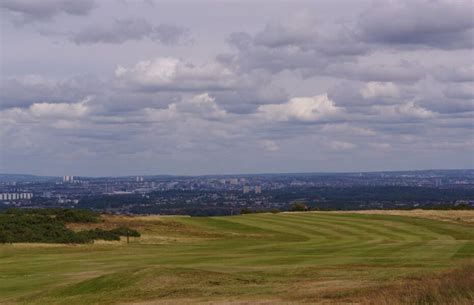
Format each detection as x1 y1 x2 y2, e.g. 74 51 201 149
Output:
0 193 33 201
136 176 144 182
255 186 262 194
230 178 239 185
63 175 74 183
243 186 250 194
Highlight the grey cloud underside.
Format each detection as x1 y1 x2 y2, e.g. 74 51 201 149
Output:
72 18 190 45
0 0 473 175
358 0 474 49
0 0 95 22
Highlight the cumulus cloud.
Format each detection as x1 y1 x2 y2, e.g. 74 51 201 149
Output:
361 82 400 99
257 95 342 122
0 97 92 140
0 74 102 109
138 93 228 124
1 1 473 174
176 93 227 120
372 101 435 120
72 18 190 45
0 0 96 23
29 100 90 118
115 57 239 91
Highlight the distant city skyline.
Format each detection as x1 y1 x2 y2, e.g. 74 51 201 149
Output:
1 0 473 176
1 168 473 179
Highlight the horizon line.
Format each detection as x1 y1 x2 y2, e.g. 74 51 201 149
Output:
1 168 473 179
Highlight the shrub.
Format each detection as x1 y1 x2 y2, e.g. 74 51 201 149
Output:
110 226 141 237
0 208 139 244
291 202 308 211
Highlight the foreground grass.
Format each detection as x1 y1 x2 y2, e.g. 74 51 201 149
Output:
0 211 473 304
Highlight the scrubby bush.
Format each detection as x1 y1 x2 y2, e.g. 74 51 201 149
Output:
291 202 309 211
110 226 141 237
240 208 253 214
0 208 139 244
55 209 100 223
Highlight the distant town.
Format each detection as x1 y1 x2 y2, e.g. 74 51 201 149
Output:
1 169 473 215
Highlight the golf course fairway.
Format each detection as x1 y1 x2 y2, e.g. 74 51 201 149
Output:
1 211 473 304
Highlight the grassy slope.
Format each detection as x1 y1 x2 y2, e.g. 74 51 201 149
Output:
0 212 473 304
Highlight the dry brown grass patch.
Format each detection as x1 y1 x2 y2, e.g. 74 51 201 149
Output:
352 264 474 305
330 210 474 224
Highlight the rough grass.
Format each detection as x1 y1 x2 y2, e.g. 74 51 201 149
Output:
356 264 474 305
1 211 473 304
338 209 474 224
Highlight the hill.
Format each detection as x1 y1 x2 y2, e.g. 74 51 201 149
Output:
1 211 473 304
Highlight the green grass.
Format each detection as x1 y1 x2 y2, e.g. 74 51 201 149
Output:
0 212 473 304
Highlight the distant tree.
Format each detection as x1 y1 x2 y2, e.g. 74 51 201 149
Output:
291 202 308 211
240 208 253 214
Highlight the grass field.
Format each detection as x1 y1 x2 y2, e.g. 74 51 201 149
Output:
1 211 473 304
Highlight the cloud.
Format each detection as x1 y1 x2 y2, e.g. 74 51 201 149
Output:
3 96 91 119
327 141 356 151
257 94 342 122
253 15 319 49
115 57 239 91
369 142 392 150
372 101 435 120
221 15 369 75
0 74 102 109
29 100 90 118
252 14 368 56
434 65 474 83
1 0 96 23
358 0 474 49
176 93 227 120
443 83 474 100
325 61 426 83
361 82 400 99
2 1 473 174
321 124 376 136
72 18 190 45
259 140 279 152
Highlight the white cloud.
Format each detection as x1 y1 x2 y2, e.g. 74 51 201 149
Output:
361 82 400 99
257 94 342 122
115 57 237 91
321 123 376 136
1 99 91 122
259 140 279 152
179 93 227 119
372 101 435 119
143 104 178 122
327 141 356 150
29 101 90 118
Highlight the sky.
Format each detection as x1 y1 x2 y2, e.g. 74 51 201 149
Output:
0 0 473 176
